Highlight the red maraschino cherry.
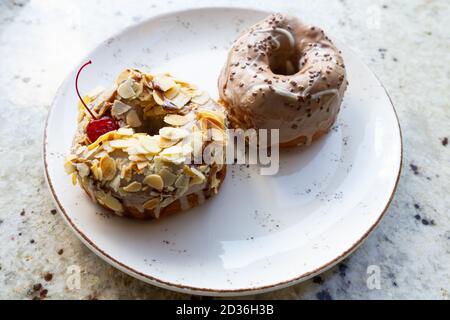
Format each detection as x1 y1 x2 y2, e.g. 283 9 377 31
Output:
76 60 117 142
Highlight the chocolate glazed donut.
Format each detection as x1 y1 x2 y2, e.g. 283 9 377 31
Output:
218 13 348 147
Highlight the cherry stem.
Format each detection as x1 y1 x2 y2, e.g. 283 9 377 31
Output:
75 60 97 120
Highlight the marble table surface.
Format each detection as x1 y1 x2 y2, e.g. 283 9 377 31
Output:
0 0 449 300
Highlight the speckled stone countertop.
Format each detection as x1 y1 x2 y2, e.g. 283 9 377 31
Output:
0 0 449 300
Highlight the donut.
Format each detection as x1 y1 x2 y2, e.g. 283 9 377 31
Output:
218 13 348 147
65 68 227 219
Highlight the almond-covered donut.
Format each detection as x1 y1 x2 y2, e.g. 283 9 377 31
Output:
65 69 227 219
218 13 348 147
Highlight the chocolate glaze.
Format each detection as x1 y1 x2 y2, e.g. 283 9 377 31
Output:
218 13 348 146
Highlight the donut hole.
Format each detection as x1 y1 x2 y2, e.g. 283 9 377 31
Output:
268 51 301 75
135 115 166 136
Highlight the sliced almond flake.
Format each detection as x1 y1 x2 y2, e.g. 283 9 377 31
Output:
75 163 90 177
159 127 189 140
90 162 103 181
71 173 77 185
100 155 116 181
128 154 147 162
158 168 177 187
136 161 148 170
183 166 206 185
110 138 137 149
102 193 123 212
115 69 132 85
117 78 136 99
94 150 108 159
174 174 190 188
164 84 180 99
123 181 142 192
120 162 134 180
160 197 176 208
163 114 189 126
142 74 154 88
125 139 148 155
143 198 159 210
109 174 121 192
170 91 191 108
143 174 164 191
153 75 176 91
138 135 161 154
83 144 101 159
172 77 191 86
160 144 183 156
138 88 152 102
111 100 131 116
64 160 76 174
102 143 113 153
132 80 144 97
126 110 142 127
191 91 210 105
153 90 165 105
117 127 134 136
197 109 225 127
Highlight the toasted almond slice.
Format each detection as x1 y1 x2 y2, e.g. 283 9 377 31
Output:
138 88 152 102
75 163 90 177
170 91 191 108
143 174 164 191
100 155 116 181
71 173 77 185
197 109 225 127
110 139 136 149
183 166 206 185
115 69 132 85
117 127 134 136
91 162 103 181
128 154 147 162
191 91 210 105
172 77 191 86
102 193 123 212
109 174 121 192
138 135 161 154
126 110 142 127
159 127 189 140
164 114 189 126
164 84 180 99
153 75 176 91
64 160 76 174
158 168 177 186
160 144 183 156
153 90 165 105
117 78 136 99
174 174 190 188
132 80 144 97
111 100 131 116
159 137 179 148
143 198 159 210
136 161 148 170
120 162 134 180
123 181 142 192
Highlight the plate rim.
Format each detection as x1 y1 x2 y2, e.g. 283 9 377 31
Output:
42 6 403 296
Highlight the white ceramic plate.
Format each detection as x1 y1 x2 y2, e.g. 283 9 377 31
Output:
44 7 402 296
